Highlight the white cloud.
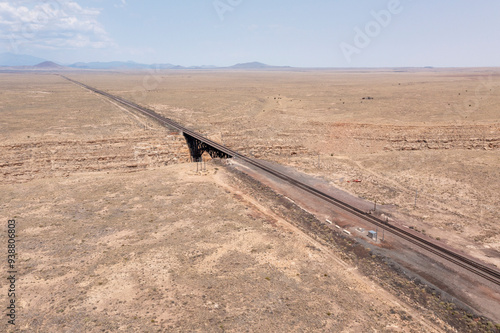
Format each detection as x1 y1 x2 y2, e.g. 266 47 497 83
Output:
114 0 127 9
0 0 113 53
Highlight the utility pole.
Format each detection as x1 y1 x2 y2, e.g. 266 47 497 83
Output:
414 189 418 208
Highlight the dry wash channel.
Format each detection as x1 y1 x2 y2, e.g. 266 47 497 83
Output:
0 135 189 183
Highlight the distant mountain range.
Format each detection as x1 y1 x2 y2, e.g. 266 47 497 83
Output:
69 61 174 70
0 53 290 70
0 52 47 66
67 60 289 70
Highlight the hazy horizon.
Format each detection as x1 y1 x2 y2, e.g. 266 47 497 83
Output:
5 53 500 69
1 1 499 68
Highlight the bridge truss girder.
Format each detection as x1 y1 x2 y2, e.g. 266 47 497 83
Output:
183 133 231 160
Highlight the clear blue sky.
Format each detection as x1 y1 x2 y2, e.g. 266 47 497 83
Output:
1 0 499 67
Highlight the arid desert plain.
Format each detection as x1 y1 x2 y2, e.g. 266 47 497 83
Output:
1 68 499 332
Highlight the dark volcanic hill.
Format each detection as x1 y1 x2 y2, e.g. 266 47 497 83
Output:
34 61 64 69
229 62 271 69
228 61 291 69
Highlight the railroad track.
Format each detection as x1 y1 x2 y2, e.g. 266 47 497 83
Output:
61 75 500 286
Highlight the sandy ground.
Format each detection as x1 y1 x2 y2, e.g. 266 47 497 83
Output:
66 69 500 266
1 71 499 332
1 162 455 332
